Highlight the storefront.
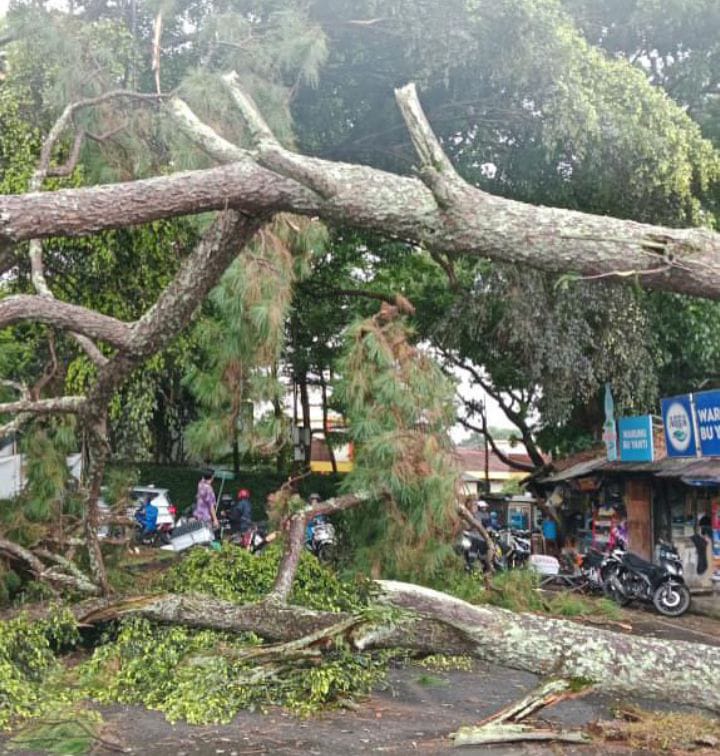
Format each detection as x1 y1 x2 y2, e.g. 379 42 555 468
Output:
534 457 719 590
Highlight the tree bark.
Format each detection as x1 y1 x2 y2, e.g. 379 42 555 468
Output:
2 85 720 298
269 514 307 603
74 581 720 713
298 372 312 469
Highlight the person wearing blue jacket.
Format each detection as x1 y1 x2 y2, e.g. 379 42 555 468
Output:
135 494 159 537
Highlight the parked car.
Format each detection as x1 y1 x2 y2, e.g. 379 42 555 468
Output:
97 485 177 539
127 486 177 528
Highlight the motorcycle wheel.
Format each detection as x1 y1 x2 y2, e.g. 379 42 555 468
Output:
159 531 172 546
603 567 632 607
652 581 690 617
316 542 336 565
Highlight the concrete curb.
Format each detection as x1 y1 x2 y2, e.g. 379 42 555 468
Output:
689 594 720 620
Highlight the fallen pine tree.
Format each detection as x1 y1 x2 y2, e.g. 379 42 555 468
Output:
71 574 720 714
3 541 720 739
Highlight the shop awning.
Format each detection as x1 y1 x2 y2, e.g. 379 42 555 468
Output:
538 454 720 486
536 457 606 484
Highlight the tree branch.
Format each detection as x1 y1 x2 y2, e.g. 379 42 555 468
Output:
269 493 366 603
168 97 248 163
72 584 720 713
1 99 716 299
222 71 338 198
0 295 132 349
0 396 85 415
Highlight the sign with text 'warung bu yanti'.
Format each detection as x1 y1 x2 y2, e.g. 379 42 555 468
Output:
693 389 720 457
661 394 697 458
618 415 654 462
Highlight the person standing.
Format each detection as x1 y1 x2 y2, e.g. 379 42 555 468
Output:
193 469 218 530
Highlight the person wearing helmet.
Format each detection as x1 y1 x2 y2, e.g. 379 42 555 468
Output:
475 499 493 529
229 488 253 534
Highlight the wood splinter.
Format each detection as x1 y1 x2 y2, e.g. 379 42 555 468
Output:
451 678 592 747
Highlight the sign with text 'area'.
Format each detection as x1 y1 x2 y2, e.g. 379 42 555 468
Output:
618 415 654 462
694 389 720 456
661 394 697 458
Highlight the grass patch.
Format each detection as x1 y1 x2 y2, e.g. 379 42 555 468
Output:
8 705 107 755
415 674 448 687
477 568 621 620
416 654 474 672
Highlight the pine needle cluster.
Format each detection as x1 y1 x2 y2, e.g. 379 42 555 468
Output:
335 305 460 582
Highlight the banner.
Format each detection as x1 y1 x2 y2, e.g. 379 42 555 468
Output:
661 394 697 458
694 389 720 457
603 383 617 462
618 415 654 462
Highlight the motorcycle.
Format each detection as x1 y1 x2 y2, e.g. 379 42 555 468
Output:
603 542 690 617
454 528 504 573
306 516 337 564
576 548 608 592
497 528 531 569
231 524 276 554
133 519 173 546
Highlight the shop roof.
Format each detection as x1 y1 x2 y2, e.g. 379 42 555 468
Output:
537 454 720 485
537 457 607 483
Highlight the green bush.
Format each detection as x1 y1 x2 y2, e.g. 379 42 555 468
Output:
164 543 374 612
0 609 79 730
74 543 387 724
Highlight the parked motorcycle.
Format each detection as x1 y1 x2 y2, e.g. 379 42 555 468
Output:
497 528 531 569
603 542 690 617
305 516 337 564
577 548 611 593
454 529 504 573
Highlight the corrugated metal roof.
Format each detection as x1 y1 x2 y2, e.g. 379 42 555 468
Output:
537 457 606 483
538 454 720 484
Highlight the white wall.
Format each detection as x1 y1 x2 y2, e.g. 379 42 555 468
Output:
0 453 82 499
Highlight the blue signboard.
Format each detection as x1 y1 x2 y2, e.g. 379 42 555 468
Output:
693 389 720 457
618 415 654 462
661 394 697 458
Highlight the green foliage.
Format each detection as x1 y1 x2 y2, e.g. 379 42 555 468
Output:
79 614 389 722
416 654 474 672
164 543 373 612
0 421 82 560
334 311 460 582
78 546 385 724
482 568 620 619
0 609 79 730
184 218 316 465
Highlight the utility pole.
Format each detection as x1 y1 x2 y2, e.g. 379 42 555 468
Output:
483 396 490 494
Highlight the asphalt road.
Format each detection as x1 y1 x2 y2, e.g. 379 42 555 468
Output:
3 603 719 755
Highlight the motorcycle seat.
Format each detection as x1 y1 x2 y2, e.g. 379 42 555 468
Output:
622 551 665 578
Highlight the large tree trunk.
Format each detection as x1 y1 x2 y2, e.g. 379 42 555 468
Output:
75 581 720 713
2 84 720 299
